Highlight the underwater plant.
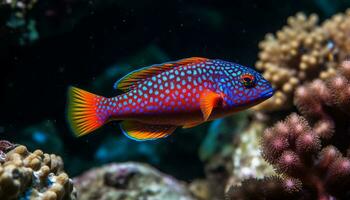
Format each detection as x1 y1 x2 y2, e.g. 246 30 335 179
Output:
254 10 350 111
226 61 350 199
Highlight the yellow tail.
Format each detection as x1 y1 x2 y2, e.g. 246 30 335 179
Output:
67 87 106 137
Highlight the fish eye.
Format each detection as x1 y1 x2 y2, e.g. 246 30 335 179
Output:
240 74 255 88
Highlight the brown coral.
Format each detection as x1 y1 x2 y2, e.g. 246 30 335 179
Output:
254 10 350 111
323 9 350 54
0 140 76 200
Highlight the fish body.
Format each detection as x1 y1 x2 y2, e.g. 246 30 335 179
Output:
68 57 274 141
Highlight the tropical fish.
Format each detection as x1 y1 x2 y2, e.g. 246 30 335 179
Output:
67 57 274 141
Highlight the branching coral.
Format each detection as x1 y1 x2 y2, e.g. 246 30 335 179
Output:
0 140 76 200
294 60 350 152
227 114 350 200
254 10 350 111
323 10 350 54
227 61 350 200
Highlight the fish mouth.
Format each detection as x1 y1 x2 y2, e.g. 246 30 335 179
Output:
261 88 275 99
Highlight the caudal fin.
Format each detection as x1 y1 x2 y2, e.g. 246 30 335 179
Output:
67 87 106 137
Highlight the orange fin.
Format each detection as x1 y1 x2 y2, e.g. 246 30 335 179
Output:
114 57 208 91
120 121 177 141
67 87 106 137
183 121 203 129
200 90 222 121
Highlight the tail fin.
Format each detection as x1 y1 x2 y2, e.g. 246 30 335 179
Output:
67 87 107 137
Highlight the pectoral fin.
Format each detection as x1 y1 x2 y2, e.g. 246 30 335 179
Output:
120 121 177 141
200 90 223 121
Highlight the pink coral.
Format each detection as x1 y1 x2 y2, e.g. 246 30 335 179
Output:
227 61 350 200
262 114 350 199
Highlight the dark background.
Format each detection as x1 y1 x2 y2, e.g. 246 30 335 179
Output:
1 0 349 180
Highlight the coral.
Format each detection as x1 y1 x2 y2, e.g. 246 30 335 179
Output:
196 113 250 200
0 140 76 200
74 162 195 200
226 176 301 200
202 120 275 200
294 60 350 151
323 9 350 54
189 179 210 200
226 121 275 188
254 10 350 111
0 140 17 162
204 155 230 200
227 61 350 199
227 114 350 200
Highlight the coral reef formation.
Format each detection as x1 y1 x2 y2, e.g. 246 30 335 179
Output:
254 10 350 111
189 112 252 200
293 59 350 150
226 61 350 199
323 10 350 55
193 117 275 200
0 140 76 200
227 121 275 188
74 162 195 200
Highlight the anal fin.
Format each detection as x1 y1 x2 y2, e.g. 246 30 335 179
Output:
182 121 203 129
120 121 176 141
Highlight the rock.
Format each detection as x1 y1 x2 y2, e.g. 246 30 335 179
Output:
74 162 196 200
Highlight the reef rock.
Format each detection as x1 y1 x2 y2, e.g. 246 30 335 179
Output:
74 162 195 200
0 140 76 200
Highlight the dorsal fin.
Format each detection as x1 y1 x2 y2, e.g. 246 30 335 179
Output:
114 57 208 92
